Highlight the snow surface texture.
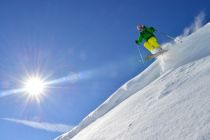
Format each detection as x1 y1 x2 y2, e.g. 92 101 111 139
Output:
56 23 210 140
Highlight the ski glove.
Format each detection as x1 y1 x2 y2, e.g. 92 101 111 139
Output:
135 40 139 45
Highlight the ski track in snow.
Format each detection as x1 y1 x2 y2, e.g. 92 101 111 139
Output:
56 23 210 140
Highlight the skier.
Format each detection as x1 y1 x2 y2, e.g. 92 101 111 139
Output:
135 25 165 59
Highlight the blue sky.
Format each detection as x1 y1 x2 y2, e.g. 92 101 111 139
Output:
0 0 209 140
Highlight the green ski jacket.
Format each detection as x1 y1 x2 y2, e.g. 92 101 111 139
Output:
136 26 156 45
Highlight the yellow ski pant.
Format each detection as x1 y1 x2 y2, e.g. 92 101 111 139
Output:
144 37 160 51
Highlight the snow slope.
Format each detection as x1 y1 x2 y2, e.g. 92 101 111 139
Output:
56 23 210 140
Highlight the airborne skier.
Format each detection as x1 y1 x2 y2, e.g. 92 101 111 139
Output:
135 25 166 59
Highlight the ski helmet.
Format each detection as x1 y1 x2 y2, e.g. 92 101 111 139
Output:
137 24 144 31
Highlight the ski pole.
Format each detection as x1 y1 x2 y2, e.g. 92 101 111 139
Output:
136 46 145 64
156 30 182 43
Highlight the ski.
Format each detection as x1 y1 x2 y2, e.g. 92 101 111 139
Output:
145 49 167 60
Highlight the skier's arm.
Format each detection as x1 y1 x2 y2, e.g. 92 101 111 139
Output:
136 33 143 45
148 27 156 33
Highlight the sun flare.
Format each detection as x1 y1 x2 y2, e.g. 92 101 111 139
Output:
24 77 46 96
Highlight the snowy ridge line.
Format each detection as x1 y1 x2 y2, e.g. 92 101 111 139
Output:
72 53 210 140
56 23 210 140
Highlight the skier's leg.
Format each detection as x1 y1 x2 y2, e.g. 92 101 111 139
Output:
144 37 165 54
148 37 160 49
148 37 166 54
144 41 153 52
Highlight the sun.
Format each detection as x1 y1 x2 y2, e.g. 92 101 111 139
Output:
24 77 46 96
